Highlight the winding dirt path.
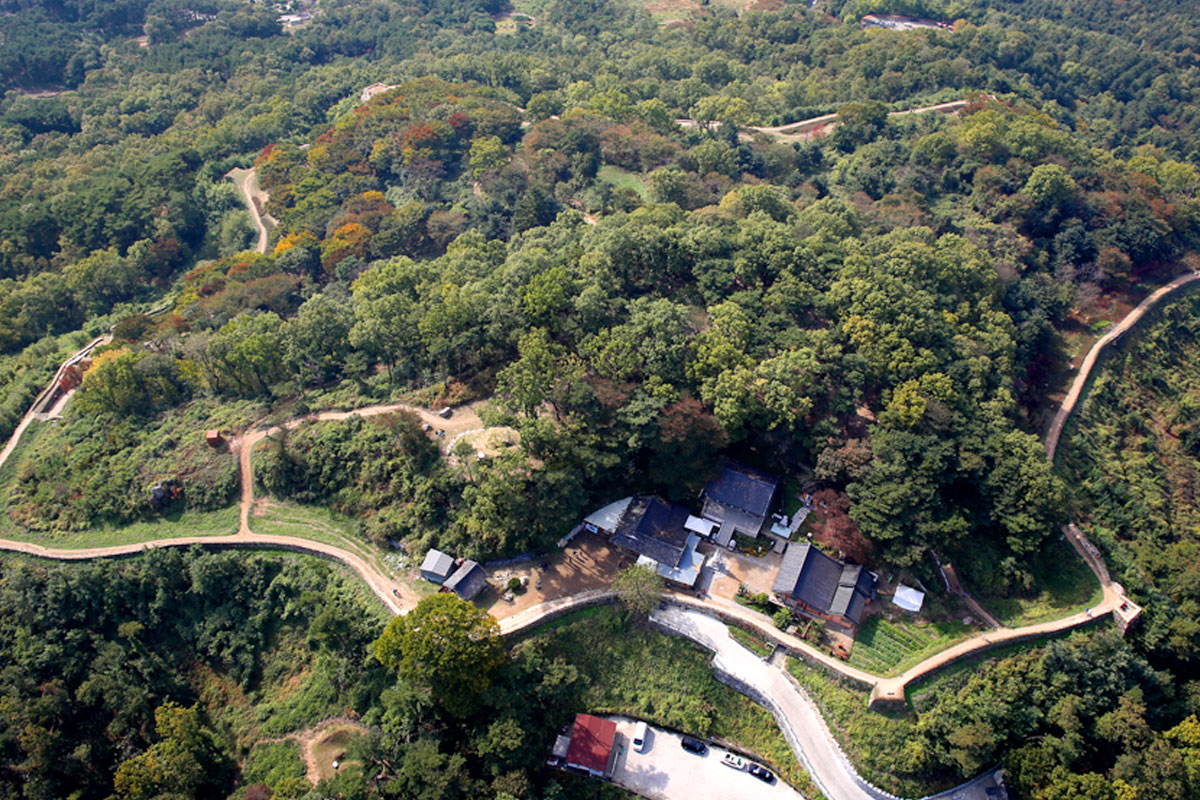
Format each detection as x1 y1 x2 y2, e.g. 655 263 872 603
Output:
0 270 1191 799
236 402 483 537
227 167 277 255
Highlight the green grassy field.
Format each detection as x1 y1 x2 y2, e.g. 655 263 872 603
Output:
848 613 973 677
249 500 403 582
0 504 239 548
786 659 930 798
597 165 650 199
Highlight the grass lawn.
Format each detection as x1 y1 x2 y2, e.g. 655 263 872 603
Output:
0 504 240 548
523 606 823 799
596 165 649 200
847 611 972 677
250 500 401 581
0 418 48 495
240 740 306 788
973 537 1102 628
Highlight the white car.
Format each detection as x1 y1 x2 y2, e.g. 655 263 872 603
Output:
632 721 649 753
721 752 746 770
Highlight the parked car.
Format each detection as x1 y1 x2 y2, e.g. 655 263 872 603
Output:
632 721 649 753
721 752 746 770
680 736 708 755
748 763 775 783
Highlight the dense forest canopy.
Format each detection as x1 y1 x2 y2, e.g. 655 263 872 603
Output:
1 0 1199 797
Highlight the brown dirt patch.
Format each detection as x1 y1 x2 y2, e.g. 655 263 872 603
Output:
708 547 784 599
309 723 365 783
453 426 520 458
484 532 626 620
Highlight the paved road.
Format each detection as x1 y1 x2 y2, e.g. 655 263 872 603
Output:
608 717 803 800
1043 270 1200 461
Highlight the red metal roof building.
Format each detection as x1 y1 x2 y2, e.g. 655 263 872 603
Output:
565 714 618 778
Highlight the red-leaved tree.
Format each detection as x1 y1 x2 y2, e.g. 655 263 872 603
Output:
812 488 873 565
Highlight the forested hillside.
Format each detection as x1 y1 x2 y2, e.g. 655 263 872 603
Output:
2 0 1200 797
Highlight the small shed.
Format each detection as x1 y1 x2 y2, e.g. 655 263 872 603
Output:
420 549 455 584
205 429 223 447
443 560 488 601
892 584 925 613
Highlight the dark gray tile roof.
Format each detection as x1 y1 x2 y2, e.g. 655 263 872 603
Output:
444 560 488 600
774 542 875 625
773 541 808 595
703 460 780 519
611 495 691 567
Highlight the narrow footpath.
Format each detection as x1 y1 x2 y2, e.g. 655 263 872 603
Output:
227 167 277 255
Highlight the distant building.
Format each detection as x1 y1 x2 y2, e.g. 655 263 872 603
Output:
276 12 313 27
360 82 398 104
205 429 223 448
700 460 781 548
773 542 877 627
442 559 488 601
860 13 952 31
564 714 619 778
419 549 455 584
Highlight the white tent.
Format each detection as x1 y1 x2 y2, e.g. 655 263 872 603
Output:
892 584 925 613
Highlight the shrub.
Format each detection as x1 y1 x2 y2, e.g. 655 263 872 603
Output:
773 607 793 629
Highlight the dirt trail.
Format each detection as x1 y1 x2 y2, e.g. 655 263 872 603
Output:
237 402 484 536
227 167 277 255
0 336 110 468
0 268 1190 710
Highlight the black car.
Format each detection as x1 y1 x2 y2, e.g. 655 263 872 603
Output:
748 764 775 783
680 736 708 755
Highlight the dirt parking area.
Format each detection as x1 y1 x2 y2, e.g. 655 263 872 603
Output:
608 718 803 800
484 533 627 620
